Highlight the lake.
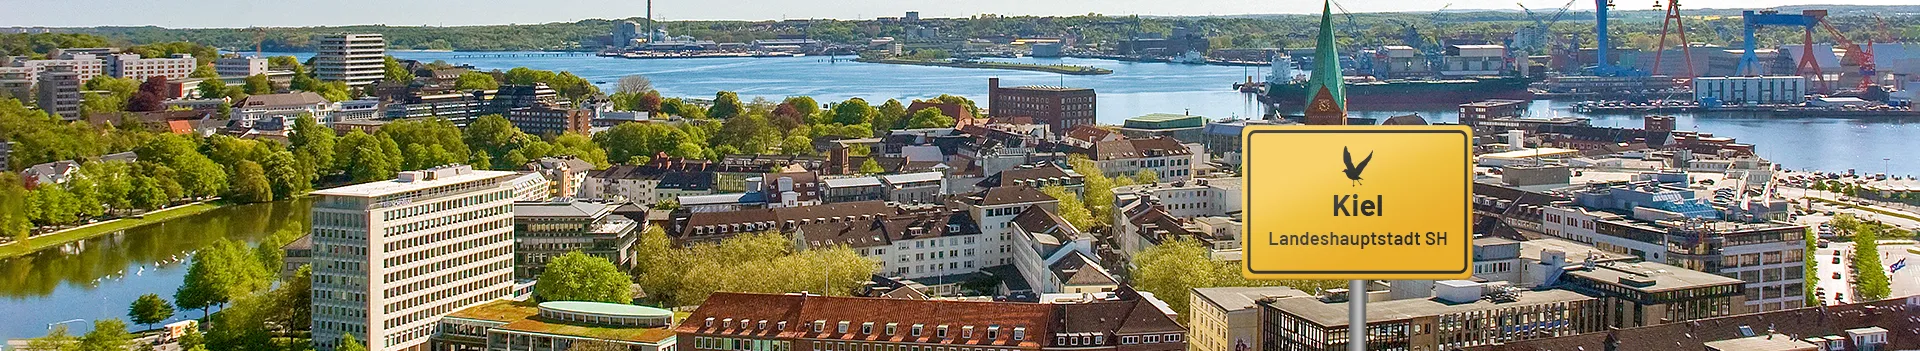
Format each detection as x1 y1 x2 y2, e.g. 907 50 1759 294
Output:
0 199 310 342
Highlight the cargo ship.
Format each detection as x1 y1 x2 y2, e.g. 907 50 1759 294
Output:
1263 76 1533 109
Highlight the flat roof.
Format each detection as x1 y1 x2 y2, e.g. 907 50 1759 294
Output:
1479 148 1580 159
1193 287 1309 312
448 300 676 344
540 301 673 318
1564 261 1744 293
1265 289 1594 328
311 168 518 197
1126 113 1203 123
823 176 884 188
514 201 613 218
1702 334 1818 351
881 172 944 184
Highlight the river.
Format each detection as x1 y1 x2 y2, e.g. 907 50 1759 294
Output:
264 51 1912 176
0 199 310 342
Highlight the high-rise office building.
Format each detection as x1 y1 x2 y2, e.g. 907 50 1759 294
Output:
310 165 518 351
216 56 269 77
35 65 80 120
314 33 387 87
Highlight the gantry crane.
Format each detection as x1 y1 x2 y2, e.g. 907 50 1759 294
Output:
1650 0 1695 78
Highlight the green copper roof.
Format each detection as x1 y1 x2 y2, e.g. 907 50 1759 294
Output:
1305 0 1346 112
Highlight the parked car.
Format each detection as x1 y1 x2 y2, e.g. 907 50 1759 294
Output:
1833 272 1842 279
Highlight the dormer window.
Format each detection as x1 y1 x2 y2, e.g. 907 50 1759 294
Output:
837 321 850 334
705 317 715 328
962 326 974 339
936 325 948 338
861 322 874 335
1013 327 1026 341
886 323 898 335
757 320 767 330
988 325 1000 339
911 324 924 336
777 321 788 330
813 320 826 333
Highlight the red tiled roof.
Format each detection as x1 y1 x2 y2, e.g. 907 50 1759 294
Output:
1460 298 1920 351
678 293 1055 348
1062 125 1117 144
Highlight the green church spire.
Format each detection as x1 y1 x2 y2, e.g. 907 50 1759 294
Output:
1303 0 1348 125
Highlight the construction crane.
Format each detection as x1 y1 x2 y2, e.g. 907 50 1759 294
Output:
1513 0 1578 55
1330 0 1367 47
1817 17 1874 89
1650 0 1695 78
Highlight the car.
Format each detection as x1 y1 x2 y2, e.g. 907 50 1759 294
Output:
1835 293 1844 301
1833 272 1842 279
1834 256 1842 264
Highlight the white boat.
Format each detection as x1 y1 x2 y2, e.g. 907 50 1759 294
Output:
1171 51 1207 65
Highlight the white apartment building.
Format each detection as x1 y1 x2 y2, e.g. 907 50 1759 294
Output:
1109 177 1240 219
216 56 269 77
951 185 1059 269
1085 136 1196 182
315 33 387 87
310 165 519 351
106 53 196 81
1006 206 1117 294
2 54 107 82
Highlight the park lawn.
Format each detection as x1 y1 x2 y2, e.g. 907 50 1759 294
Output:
0 201 225 259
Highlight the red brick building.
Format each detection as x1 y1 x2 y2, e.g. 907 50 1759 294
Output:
987 78 1096 136
677 291 1187 351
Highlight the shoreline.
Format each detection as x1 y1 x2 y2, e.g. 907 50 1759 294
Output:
0 200 226 259
853 57 1113 75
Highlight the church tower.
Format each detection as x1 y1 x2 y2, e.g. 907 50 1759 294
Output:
1304 0 1348 125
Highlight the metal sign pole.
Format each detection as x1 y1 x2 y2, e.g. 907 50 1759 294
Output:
1349 279 1366 351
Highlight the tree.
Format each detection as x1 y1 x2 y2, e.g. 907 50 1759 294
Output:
290 114 336 174
126 76 171 112
337 333 367 351
1133 239 1340 324
535 251 634 303
26 325 77 351
128 294 175 331
453 71 499 91
616 74 652 94
84 76 139 103
930 94 980 117
638 231 878 306
133 134 227 199
595 122 689 163
382 56 415 84
308 81 351 102
874 99 907 131
241 74 272 95
81 92 124 115
77 319 131 351
1070 155 1119 227
335 131 398 182
228 160 272 203
831 98 877 125
860 158 885 174
1804 227 1820 306
781 135 814 156
1039 186 1095 231
904 107 956 129
196 79 230 100
1134 169 1160 185
176 326 203 351
0 173 31 243
1851 224 1891 301
269 55 303 73
708 91 745 119
636 90 663 112
714 114 779 155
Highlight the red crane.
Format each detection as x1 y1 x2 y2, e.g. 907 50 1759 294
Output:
1817 17 1874 89
1650 0 1695 79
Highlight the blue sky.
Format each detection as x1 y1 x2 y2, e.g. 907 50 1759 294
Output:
0 0 1908 28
